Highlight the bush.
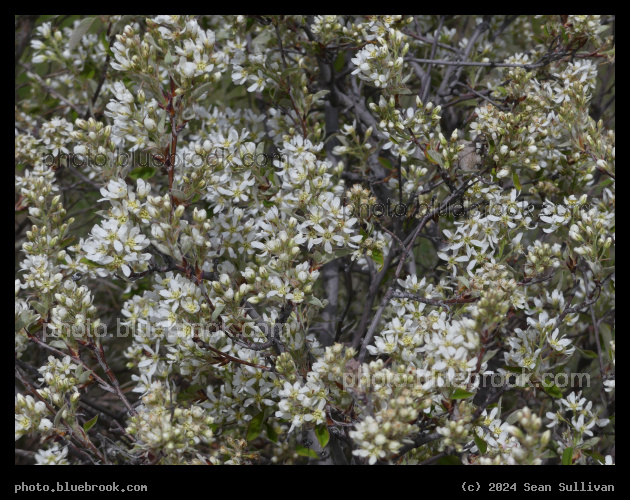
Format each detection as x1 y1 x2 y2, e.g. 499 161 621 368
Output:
15 15 614 465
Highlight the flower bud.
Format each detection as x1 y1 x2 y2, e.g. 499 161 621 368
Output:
193 207 207 223
144 117 157 132
604 237 612 250
540 429 551 447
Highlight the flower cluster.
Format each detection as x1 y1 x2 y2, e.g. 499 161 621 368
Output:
545 391 611 464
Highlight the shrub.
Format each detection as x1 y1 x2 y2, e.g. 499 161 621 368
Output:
15 15 614 465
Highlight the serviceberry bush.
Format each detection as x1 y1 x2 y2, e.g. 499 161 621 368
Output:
15 15 614 465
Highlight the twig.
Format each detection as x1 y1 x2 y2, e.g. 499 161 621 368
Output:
392 290 479 307
90 343 137 416
407 57 548 70
357 175 479 361
421 16 444 104
20 62 83 115
393 431 441 459
15 364 109 464
63 162 101 189
472 385 511 420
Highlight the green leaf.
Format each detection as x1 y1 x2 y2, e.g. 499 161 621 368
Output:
599 322 612 353
264 423 278 443
83 415 98 433
474 435 488 454
311 90 330 102
377 157 393 170
79 257 100 268
251 29 273 52
561 447 573 465
457 275 471 289
314 425 330 448
14 315 27 333
54 403 68 427
263 406 276 420
245 17 256 33
542 381 563 399
80 62 97 80
296 444 319 458
28 216 44 226
246 411 265 441
190 82 214 102
111 15 135 36
425 149 444 168
157 111 166 135
333 248 354 258
334 51 346 72
437 455 462 465
31 301 48 316
68 17 96 51
16 310 40 332
512 171 522 191
78 370 93 384
579 349 599 359
401 68 414 84
281 67 301 79
506 410 520 425
581 436 601 450
481 349 500 364
170 189 186 201
451 388 475 399
59 236 76 249
583 450 606 464
308 296 324 308
502 365 525 374
371 248 384 271
164 49 173 65
128 167 156 180
211 303 225 321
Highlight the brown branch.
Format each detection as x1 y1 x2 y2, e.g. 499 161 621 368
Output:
89 343 137 416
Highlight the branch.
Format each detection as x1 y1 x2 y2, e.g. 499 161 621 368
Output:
357 176 479 361
20 62 83 116
420 16 444 104
393 431 441 459
392 290 479 307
